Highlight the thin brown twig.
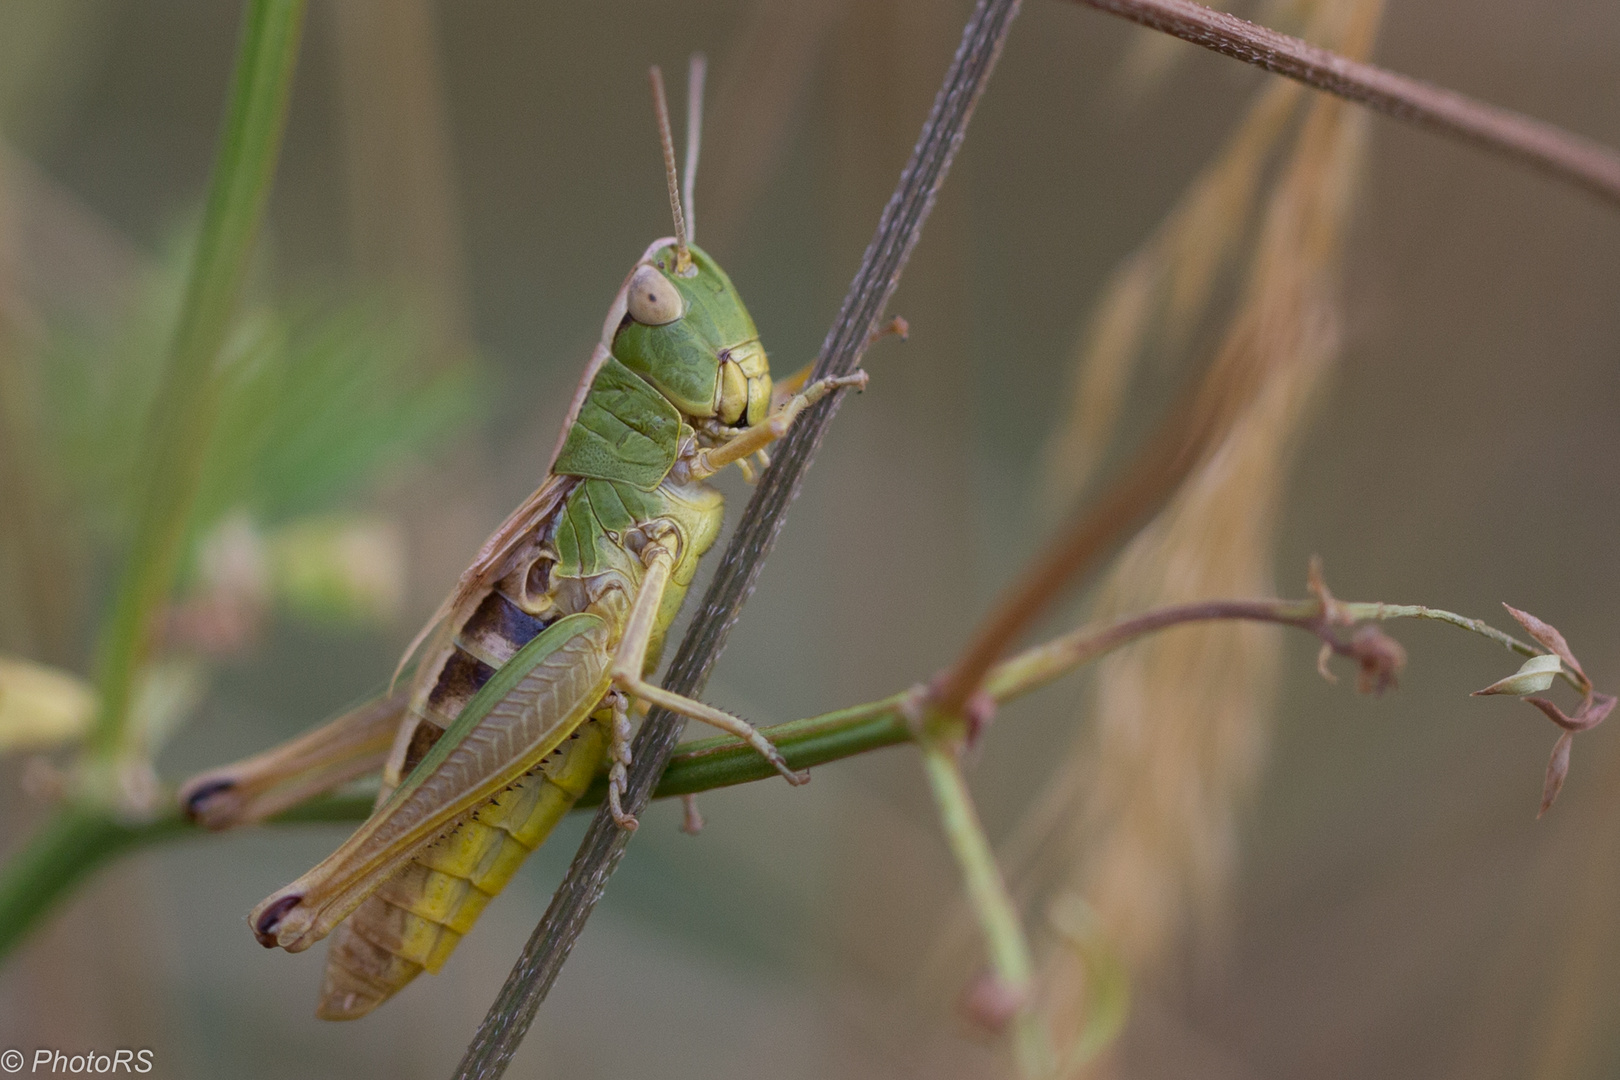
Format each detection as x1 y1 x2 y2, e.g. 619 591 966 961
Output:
1069 0 1620 208
930 373 1224 717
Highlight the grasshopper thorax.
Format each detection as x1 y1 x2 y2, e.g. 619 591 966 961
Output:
612 242 772 429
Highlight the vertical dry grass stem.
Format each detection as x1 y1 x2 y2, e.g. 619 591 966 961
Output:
700 0 844 255
329 0 469 350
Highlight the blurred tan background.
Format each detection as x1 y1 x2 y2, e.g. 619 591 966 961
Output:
1 0 1618 1077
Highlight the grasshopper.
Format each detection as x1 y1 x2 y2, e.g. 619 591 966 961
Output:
178 61 866 1020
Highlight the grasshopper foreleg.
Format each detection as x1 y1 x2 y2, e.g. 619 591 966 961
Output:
766 318 899 413
768 362 813 412
688 370 868 482
179 689 408 829
608 535 809 792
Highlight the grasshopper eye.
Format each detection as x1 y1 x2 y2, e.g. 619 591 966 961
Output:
626 264 683 325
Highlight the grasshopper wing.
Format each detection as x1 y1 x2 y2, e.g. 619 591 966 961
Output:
392 466 578 687
253 612 615 954
392 345 607 684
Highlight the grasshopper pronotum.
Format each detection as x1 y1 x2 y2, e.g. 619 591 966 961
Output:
178 60 866 1020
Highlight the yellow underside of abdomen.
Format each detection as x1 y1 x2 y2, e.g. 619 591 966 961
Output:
314 716 608 1020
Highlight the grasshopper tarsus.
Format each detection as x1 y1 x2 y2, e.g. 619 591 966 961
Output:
837 369 870 393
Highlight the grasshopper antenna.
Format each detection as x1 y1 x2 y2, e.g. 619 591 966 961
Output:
683 53 706 246
648 65 691 274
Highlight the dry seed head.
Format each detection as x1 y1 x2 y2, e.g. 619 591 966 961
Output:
1040 247 1159 515
1017 0 1381 1061
1041 76 1301 516
1041 0 1383 522
695 0 841 255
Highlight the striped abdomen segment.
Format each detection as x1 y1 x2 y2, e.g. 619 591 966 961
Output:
421 584 557 731
316 586 602 1020
314 717 607 1020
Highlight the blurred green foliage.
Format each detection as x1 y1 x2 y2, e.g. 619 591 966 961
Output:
0 0 477 968
34 239 476 559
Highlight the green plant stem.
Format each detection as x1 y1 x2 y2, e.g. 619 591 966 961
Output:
921 738 1052 1077
90 0 307 765
1340 602 1549 662
1047 897 1130 1071
0 593 1562 963
0 792 364 961
0 806 185 959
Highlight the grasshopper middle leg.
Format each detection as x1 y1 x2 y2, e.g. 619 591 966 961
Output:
603 534 807 829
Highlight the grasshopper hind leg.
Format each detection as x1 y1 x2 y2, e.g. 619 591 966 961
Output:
179 689 407 830
608 535 809 790
605 689 638 831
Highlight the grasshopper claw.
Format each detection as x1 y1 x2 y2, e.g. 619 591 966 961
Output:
608 786 640 832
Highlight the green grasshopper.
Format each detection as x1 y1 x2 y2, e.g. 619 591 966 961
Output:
178 61 866 1020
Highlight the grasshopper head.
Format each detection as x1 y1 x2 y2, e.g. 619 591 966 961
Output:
612 241 772 428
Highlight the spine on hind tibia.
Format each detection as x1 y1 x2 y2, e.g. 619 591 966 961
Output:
313 717 608 1020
